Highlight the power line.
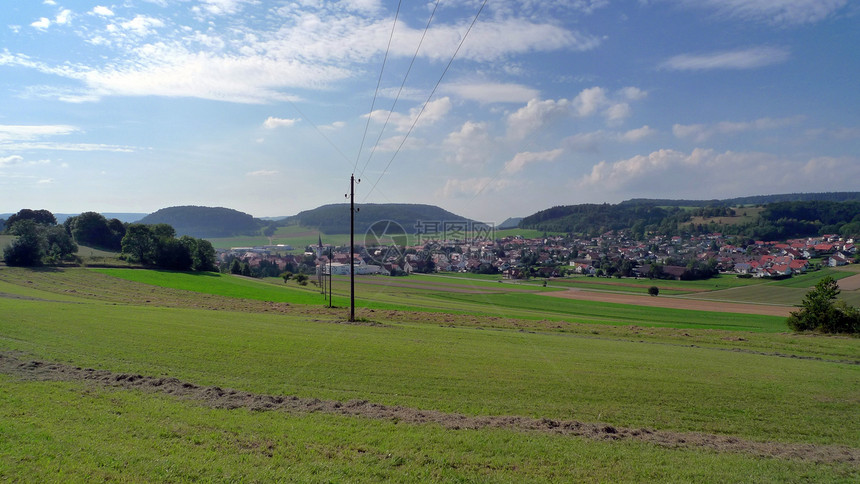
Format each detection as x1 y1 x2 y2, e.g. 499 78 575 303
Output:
363 0 489 202
358 0 441 180
353 0 402 175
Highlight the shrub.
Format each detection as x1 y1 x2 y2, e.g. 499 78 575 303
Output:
648 286 659 296
787 276 859 334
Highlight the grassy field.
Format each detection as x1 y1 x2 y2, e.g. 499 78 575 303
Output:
0 265 857 481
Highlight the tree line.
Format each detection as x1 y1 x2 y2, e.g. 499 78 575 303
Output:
2 209 214 271
519 200 860 240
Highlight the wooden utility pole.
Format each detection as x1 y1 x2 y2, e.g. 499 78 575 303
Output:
349 174 357 322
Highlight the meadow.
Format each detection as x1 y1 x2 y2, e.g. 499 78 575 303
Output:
0 265 857 482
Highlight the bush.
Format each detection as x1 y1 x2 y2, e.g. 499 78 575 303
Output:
787 276 859 333
648 286 659 297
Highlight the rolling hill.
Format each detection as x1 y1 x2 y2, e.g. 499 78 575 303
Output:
137 206 262 238
286 203 479 234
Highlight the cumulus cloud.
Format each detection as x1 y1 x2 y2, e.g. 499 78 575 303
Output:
367 97 451 132
578 148 860 197
660 46 790 70
31 17 51 30
507 98 572 140
503 149 564 174
444 121 494 167
92 6 115 17
262 117 299 129
508 87 647 139
672 116 803 142
119 15 165 36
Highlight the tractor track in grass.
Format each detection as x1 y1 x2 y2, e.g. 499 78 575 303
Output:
1 352 857 466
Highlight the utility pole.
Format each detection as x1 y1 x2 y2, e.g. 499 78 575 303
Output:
347 174 359 322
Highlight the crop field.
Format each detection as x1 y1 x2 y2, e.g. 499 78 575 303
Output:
0 265 857 482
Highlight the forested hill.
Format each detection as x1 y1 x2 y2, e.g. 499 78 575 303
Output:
138 206 262 238
520 199 860 240
620 191 860 207
287 203 477 234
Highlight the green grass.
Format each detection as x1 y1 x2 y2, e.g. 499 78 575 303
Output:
0 267 858 481
92 268 790 332
1 297 857 448
4 377 854 483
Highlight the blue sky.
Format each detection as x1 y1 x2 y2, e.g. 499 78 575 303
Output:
1 0 858 223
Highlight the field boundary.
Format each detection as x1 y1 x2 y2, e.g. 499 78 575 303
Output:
542 288 794 316
2 352 856 465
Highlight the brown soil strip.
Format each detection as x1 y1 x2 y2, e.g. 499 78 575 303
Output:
838 273 860 291
543 288 793 317
1 353 856 465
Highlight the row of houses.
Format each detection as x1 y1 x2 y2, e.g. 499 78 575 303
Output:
219 232 855 279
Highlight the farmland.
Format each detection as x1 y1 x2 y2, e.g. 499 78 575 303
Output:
0 265 858 482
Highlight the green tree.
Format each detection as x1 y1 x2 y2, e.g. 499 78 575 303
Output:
4 209 56 230
179 236 216 272
280 271 293 283
121 224 157 264
44 225 78 263
3 220 45 266
155 238 193 270
787 276 859 333
294 273 309 285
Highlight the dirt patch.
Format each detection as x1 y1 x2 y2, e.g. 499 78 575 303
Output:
542 288 793 317
1 352 856 465
837 273 860 291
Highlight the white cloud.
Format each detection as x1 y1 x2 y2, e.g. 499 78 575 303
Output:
119 15 165 36
660 47 790 70
444 121 494 167
503 149 564 174
404 18 601 62
672 0 848 26
246 169 279 177
367 97 451 132
262 117 299 129
620 125 657 141
673 116 803 142
605 102 631 125
196 0 259 16
92 6 115 17
55 9 72 25
572 87 607 116
444 82 540 104
0 124 79 141
507 98 571 140
619 86 648 101
578 148 860 197
31 17 51 30
0 155 24 166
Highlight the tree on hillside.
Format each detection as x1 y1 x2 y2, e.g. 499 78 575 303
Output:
180 236 217 272
65 212 126 250
3 219 77 266
3 220 46 266
4 209 56 229
787 276 859 333
121 224 158 264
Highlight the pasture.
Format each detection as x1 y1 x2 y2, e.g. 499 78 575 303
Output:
0 265 857 482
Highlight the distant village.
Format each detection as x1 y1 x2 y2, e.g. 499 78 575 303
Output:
217 230 856 281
